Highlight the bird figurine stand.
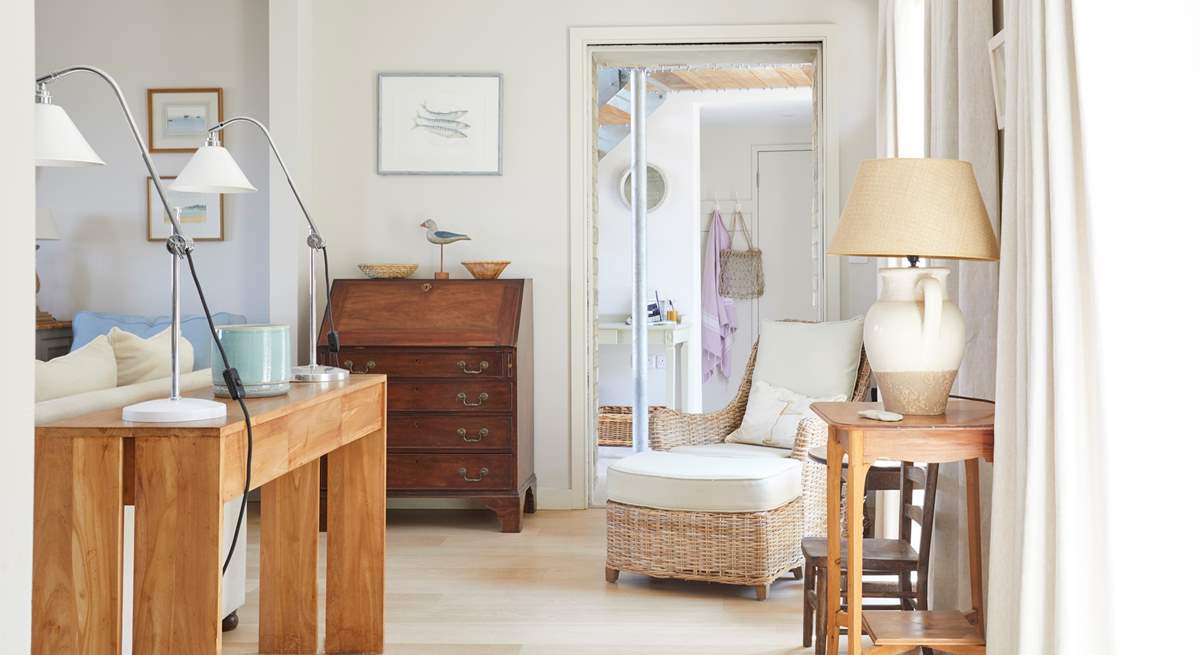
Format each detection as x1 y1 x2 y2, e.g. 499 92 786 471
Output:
420 219 471 279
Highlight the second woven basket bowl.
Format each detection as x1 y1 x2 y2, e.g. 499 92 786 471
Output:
461 260 510 279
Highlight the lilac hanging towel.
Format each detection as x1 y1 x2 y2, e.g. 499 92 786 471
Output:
701 209 737 381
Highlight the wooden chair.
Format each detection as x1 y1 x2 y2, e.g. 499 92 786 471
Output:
801 460 940 654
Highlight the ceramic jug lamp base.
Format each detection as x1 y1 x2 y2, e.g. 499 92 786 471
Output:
876 369 958 415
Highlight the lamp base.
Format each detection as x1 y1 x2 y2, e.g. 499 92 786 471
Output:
291 364 350 383
875 370 959 415
122 397 227 423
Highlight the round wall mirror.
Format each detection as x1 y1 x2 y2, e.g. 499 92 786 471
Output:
620 164 669 212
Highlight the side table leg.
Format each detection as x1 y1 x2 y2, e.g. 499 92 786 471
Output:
965 457 986 635
325 427 386 654
845 431 867 655
824 426 844 655
32 435 124 655
133 436 223 655
260 459 320 653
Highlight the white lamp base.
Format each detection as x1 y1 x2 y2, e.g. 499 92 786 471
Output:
122 397 227 423
292 364 350 383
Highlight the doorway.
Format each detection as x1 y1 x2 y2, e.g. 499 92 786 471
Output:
567 25 843 509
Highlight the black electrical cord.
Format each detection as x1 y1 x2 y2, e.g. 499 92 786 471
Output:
320 246 341 367
183 250 251 576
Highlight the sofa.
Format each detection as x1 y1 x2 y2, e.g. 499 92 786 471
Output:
35 312 248 652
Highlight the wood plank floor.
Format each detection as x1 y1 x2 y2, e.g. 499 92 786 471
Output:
222 507 873 654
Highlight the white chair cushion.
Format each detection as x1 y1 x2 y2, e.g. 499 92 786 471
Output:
35 334 118 402
725 379 845 449
670 442 792 458
607 451 804 513
751 318 864 399
108 326 194 386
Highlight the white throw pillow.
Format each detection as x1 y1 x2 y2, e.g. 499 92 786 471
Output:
726 379 846 449
108 327 194 386
751 318 865 399
35 335 118 402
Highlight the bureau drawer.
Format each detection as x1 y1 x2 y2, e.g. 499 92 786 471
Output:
388 414 512 451
388 453 513 491
339 349 508 378
388 379 512 412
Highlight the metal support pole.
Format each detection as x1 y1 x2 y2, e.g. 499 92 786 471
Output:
169 209 182 401
308 245 318 371
630 68 649 452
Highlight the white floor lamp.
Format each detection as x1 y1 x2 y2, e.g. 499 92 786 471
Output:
34 66 231 422
171 117 350 383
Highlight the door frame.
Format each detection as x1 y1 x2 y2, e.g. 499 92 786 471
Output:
566 24 843 509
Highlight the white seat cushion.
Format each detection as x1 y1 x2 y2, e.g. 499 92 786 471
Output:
607 451 804 513
751 318 864 399
670 442 792 459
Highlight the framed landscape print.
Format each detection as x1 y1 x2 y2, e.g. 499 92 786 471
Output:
377 73 502 175
147 176 224 241
148 88 223 153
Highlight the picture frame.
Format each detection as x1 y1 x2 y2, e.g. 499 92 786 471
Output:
146 176 224 242
377 73 502 175
988 30 1006 130
147 88 223 153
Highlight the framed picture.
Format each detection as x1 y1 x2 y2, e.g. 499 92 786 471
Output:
377 73 502 175
988 30 1006 130
148 88 223 152
147 176 224 241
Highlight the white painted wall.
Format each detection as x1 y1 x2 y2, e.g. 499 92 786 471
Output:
0 0 35 646
34 0 270 322
283 0 878 501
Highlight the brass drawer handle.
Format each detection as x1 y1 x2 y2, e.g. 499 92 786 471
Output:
343 359 376 374
458 467 489 482
421 283 433 292
456 427 490 442
457 392 489 407
457 360 490 374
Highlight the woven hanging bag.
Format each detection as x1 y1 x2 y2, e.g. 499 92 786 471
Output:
719 210 764 299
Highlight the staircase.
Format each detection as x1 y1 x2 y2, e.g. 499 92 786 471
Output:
596 68 669 160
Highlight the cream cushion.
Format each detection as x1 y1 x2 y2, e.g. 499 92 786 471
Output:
670 442 792 458
725 379 845 449
34 335 118 402
35 369 213 425
109 326 194 386
607 451 804 513
751 318 864 399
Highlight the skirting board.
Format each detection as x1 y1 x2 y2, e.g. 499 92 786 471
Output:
386 487 579 511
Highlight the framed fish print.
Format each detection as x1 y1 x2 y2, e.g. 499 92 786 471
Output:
148 88 223 153
146 176 225 241
377 73 502 175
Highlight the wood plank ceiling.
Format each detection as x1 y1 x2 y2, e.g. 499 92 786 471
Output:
651 64 813 92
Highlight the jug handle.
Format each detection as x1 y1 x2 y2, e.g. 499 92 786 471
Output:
918 275 943 347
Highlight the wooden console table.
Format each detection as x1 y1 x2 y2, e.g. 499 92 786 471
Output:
32 375 388 655
812 399 994 655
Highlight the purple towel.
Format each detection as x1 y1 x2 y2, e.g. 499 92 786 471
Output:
701 210 737 381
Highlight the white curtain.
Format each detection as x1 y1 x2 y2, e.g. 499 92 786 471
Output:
923 0 999 612
989 1 1198 652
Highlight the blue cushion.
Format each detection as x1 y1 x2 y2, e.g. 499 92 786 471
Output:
71 311 248 370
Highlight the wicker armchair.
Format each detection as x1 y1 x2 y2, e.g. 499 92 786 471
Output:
607 328 871 599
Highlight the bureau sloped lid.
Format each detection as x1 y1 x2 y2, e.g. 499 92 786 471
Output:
319 279 527 347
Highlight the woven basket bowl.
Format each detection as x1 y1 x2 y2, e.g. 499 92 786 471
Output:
358 263 418 279
461 260 511 279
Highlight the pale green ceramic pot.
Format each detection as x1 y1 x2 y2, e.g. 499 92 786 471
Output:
211 323 292 398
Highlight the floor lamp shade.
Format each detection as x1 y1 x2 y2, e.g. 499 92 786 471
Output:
829 158 999 415
170 145 257 194
35 103 104 167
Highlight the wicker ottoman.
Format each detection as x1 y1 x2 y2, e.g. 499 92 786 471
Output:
604 451 806 600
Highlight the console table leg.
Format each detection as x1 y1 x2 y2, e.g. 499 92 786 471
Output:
824 426 844 655
325 427 386 654
132 436 223 655
32 435 124 655
260 459 320 653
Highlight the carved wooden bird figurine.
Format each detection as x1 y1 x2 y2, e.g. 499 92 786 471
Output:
420 219 471 245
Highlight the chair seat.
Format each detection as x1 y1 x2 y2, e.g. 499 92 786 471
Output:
669 442 793 459
801 536 918 570
607 451 804 513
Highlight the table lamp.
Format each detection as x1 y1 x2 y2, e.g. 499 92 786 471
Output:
35 208 60 324
171 116 349 383
828 158 999 415
35 66 229 422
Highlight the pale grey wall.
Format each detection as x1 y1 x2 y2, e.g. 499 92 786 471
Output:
35 0 270 323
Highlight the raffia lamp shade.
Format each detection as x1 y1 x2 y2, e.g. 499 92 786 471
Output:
829 158 999 261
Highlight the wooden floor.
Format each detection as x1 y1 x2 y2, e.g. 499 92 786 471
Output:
222 506 873 654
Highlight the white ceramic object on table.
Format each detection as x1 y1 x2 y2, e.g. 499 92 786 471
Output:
864 267 964 415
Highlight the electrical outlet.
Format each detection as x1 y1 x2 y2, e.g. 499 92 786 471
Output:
654 354 666 369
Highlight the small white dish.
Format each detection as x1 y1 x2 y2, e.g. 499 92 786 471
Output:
858 409 904 422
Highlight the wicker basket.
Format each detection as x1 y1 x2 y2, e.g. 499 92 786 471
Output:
358 263 418 279
598 405 665 447
461 260 511 279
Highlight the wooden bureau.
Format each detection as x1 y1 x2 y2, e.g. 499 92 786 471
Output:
318 278 535 532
